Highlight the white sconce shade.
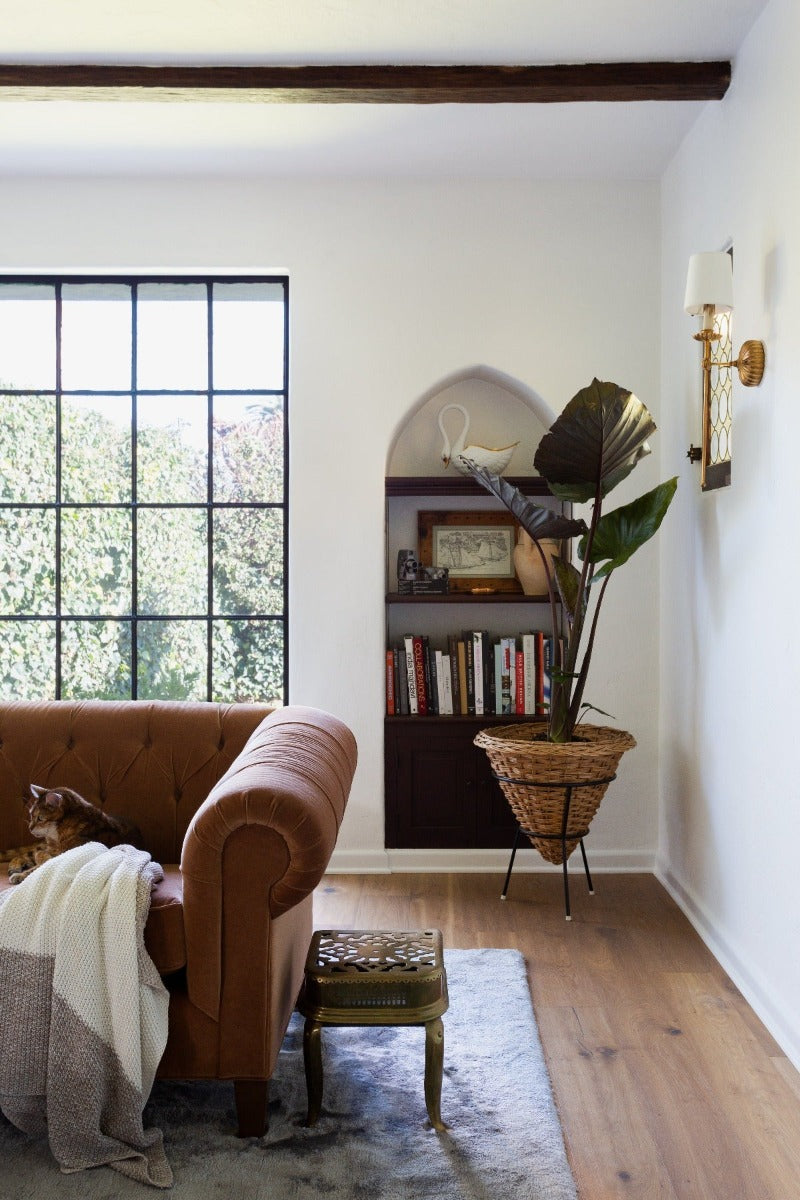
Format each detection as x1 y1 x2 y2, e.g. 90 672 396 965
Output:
684 252 734 316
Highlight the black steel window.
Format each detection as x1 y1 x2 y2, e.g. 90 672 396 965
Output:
0 275 288 703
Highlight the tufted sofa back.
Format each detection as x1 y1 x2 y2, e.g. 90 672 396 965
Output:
0 700 273 865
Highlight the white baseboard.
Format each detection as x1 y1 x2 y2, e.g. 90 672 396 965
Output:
656 860 800 1074
327 846 655 874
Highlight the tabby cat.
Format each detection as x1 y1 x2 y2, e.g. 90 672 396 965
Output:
1 785 142 884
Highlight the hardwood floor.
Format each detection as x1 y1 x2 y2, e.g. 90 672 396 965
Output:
313 872 800 1200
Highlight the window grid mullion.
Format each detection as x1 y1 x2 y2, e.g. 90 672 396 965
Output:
0 275 287 706
131 282 139 699
54 283 63 699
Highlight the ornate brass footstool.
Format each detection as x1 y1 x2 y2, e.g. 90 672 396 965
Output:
298 928 449 1131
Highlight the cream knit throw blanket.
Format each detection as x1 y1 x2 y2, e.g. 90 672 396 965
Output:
0 842 172 1188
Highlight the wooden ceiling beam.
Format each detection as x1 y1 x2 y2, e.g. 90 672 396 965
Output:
0 61 731 103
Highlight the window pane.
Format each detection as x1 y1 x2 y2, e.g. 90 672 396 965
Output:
61 283 132 391
0 393 56 502
212 619 283 705
137 283 208 391
0 284 56 390
62 620 132 699
0 509 55 614
138 508 207 615
212 282 285 391
62 395 132 503
138 619 207 700
61 509 132 615
137 395 207 503
213 396 283 503
214 509 283 615
0 619 55 699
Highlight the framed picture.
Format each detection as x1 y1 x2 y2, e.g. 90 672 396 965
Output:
417 510 521 594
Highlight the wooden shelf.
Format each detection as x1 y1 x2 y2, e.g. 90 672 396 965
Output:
385 713 543 725
386 591 550 604
386 475 550 498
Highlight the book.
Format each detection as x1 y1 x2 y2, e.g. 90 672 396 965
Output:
412 635 428 716
439 652 454 715
472 631 484 715
403 635 418 714
499 637 514 715
522 632 536 714
515 649 525 714
535 630 545 716
543 636 553 713
457 640 468 715
448 634 462 715
423 637 436 715
397 649 409 714
463 634 475 714
386 649 395 715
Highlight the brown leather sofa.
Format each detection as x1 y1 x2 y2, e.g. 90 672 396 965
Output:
0 699 357 1136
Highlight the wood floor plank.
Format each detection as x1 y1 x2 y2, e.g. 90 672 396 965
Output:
313 873 800 1200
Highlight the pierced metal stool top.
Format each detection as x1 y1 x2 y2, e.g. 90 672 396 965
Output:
300 929 448 1024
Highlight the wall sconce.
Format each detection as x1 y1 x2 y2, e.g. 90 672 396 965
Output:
684 251 765 487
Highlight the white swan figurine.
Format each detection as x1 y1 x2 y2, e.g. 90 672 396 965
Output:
437 403 519 475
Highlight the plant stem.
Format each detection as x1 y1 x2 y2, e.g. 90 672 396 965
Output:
567 572 611 729
553 476 603 741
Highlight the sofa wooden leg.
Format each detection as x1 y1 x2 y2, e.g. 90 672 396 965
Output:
234 1079 269 1137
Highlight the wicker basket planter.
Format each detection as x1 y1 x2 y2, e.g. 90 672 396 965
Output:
474 723 636 866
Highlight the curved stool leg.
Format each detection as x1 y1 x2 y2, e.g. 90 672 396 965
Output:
303 1018 323 1127
424 1016 448 1131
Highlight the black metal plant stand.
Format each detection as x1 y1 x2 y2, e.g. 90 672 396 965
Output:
494 772 618 920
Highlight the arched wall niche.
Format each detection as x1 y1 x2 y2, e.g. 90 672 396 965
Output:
386 365 555 477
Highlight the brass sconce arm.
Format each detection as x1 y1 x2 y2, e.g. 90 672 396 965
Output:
688 329 765 486
684 252 765 488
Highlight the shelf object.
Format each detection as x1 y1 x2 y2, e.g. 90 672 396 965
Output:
386 475 549 497
386 592 550 605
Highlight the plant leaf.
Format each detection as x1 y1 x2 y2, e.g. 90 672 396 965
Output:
552 556 585 621
578 476 678 580
533 378 656 503
578 701 616 722
466 462 588 540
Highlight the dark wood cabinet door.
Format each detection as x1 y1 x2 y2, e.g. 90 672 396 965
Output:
385 717 518 849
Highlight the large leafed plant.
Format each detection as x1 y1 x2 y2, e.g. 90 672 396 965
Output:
466 378 677 743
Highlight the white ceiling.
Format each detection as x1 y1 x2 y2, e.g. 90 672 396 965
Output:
0 0 771 179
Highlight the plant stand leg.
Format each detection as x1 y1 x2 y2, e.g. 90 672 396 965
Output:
501 825 522 900
561 786 574 921
579 838 594 895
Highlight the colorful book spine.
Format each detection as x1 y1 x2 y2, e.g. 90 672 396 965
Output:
457 640 468 715
543 636 553 713
404 635 418 714
397 649 409 714
522 632 536 714
472 632 484 715
412 635 428 715
535 630 545 716
386 649 396 715
515 650 525 714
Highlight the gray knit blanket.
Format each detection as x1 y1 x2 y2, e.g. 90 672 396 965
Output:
0 842 172 1188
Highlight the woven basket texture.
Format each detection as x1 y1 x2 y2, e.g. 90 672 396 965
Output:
474 723 636 864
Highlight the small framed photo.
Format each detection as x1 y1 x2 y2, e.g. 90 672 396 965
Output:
417 510 521 594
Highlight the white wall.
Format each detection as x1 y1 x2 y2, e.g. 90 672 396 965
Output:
0 174 662 870
660 0 800 1068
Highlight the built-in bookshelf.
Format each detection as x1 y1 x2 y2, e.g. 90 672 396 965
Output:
384 474 563 849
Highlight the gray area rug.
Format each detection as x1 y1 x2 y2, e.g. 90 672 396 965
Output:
0 948 577 1200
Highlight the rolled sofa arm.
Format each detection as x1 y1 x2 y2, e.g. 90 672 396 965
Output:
180 705 357 1021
